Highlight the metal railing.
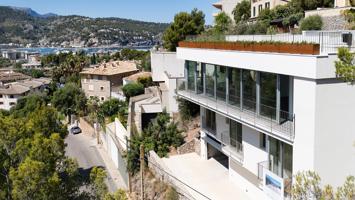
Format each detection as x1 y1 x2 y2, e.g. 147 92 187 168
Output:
257 160 269 180
226 31 355 54
177 79 295 142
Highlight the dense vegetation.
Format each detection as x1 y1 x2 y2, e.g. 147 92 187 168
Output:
163 9 205 51
0 6 168 47
127 111 183 173
0 92 126 200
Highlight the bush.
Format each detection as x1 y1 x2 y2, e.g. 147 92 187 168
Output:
177 98 199 121
122 82 144 100
214 12 232 33
300 15 323 31
165 186 179 200
137 76 154 88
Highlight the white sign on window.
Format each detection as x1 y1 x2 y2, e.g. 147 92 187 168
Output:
263 169 284 200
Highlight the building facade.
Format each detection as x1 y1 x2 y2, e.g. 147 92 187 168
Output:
0 78 50 110
251 0 289 18
80 61 138 101
175 33 355 199
213 0 242 19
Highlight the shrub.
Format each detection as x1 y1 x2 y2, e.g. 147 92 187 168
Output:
137 76 154 88
165 186 179 200
214 12 232 33
122 82 144 100
178 98 199 121
300 15 323 31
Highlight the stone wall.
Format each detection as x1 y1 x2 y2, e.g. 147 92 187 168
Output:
79 117 95 137
177 138 201 156
322 15 348 30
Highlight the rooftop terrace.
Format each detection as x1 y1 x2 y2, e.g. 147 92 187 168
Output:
182 31 355 55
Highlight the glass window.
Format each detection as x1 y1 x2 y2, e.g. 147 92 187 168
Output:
205 64 215 98
187 61 196 91
216 65 226 101
260 72 277 120
242 70 257 112
280 75 293 122
230 120 242 148
197 64 204 94
228 68 241 107
283 143 293 179
204 109 216 134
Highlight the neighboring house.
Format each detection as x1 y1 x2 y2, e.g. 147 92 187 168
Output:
1 50 26 61
80 61 139 101
213 0 242 19
127 87 163 135
151 49 184 114
0 71 31 85
251 0 289 18
0 78 50 110
176 31 355 199
22 53 42 69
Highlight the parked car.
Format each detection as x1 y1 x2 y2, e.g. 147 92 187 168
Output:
70 126 82 134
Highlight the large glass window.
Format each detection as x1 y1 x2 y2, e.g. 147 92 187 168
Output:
242 70 257 112
228 68 241 107
205 64 215 98
260 72 277 120
187 61 196 91
216 66 226 101
269 137 293 179
197 64 204 94
204 109 216 134
230 120 242 150
280 75 293 123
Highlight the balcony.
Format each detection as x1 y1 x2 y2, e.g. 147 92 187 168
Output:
178 79 295 142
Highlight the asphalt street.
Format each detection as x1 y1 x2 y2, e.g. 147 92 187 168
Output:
65 131 117 192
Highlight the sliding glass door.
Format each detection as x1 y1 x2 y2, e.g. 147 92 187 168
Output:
228 68 241 107
260 72 277 120
187 61 196 91
216 65 226 101
242 70 257 112
205 64 215 98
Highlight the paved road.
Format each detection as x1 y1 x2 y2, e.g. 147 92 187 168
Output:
65 132 117 192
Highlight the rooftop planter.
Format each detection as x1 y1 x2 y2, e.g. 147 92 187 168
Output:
178 41 320 55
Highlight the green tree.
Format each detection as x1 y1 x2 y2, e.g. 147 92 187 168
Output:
177 98 199 122
214 12 232 33
232 0 251 23
137 76 154 88
335 47 355 84
300 15 323 31
90 167 108 200
163 9 205 51
127 110 183 173
52 83 87 118
122 82 144 100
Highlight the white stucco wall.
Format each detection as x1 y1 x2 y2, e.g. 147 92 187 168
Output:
314 81 355 187
292 77 317 173
177 47 338 79
242 126 269 175
151 51 184 82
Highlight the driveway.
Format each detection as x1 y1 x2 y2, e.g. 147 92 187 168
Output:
162 153 251 200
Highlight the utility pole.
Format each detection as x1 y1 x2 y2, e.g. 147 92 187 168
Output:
140 144 144 200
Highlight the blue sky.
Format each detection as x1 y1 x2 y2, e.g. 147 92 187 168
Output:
0 0 217 24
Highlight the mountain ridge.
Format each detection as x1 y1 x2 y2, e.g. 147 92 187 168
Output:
0 6 168 47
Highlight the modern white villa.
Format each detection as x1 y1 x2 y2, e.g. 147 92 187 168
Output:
175 31 355 199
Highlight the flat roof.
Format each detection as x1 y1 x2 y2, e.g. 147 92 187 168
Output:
80 61 138 76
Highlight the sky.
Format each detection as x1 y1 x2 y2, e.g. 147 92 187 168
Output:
0 0 217 24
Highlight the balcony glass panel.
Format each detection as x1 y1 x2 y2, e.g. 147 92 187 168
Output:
187 61 196 91
260 72 277 120
242 70 257 112
216 65 226 101
205 64 215 98
228 68 241 107
197 64 204 94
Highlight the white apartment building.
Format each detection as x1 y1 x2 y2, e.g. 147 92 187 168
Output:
175 32 355 199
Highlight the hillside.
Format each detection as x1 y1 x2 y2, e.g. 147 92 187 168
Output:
0 6 168 47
